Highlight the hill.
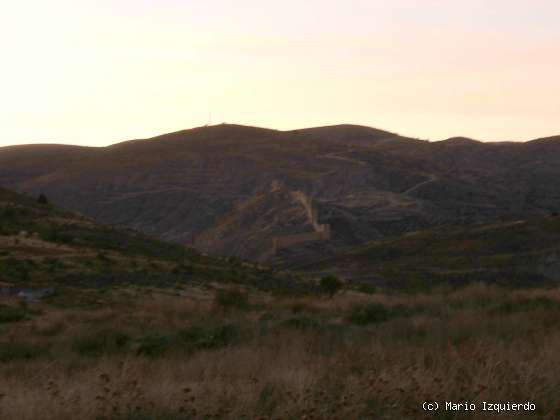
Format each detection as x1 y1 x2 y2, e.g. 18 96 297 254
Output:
295 215 560 290
1 123 560 263
0 187 301 300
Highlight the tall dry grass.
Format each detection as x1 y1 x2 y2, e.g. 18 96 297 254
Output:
1 283 559 419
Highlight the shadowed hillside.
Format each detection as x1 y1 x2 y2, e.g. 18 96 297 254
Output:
1 123 560 263
296 215 560 290
0 187 304 296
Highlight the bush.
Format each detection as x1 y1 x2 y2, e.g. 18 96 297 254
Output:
279 315 321 330
1 206 16 221
346 302 393 325
96 252 109 261
37 193 49 205
179 324 240 350
73 329 130 356
135 333 170 357
357 283 377 295
171 263 194 276
0 341 49 362
0 305 29 323
491 296 560 315
40 226 73 243
319 275 342 298
214 288 249 310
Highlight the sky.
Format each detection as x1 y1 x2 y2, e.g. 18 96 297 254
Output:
0 0 559 146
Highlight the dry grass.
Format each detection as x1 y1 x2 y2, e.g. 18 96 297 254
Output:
1 283 560 419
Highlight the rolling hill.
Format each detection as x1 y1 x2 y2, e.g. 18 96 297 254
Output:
295 215 560 290
0 187 298 298
1 123 560 264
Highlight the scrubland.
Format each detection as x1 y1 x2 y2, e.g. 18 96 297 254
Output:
1 283 559 419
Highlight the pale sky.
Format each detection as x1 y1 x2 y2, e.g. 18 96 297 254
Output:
1 0 559 146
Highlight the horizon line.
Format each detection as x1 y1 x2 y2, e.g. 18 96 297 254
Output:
1 122 559 149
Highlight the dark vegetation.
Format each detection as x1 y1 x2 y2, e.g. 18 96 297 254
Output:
0 304 30 323
213 288 250 310
36 194 48 205
302 216 560 290
0 187 314 299
319 274 342 297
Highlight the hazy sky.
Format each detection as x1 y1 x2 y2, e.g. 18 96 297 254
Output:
1 0 559 146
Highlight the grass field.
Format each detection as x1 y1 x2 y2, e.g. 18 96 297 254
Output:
1 283 559 419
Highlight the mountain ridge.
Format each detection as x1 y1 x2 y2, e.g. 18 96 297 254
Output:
3 123 559 150
1 123 560 264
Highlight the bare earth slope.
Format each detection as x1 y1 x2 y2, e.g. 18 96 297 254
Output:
1 124 560 263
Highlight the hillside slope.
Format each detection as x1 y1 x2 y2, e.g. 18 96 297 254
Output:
0 187 295 295
296 216 560 289
1 124 560 263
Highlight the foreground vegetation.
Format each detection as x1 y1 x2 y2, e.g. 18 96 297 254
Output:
1 283 560 419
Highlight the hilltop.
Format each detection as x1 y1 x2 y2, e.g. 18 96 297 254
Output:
1 123 560 264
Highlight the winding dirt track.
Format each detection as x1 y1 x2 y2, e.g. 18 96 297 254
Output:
403 174 439 195
317 152 367 166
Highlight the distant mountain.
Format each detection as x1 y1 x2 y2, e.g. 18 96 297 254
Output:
1 123 560 263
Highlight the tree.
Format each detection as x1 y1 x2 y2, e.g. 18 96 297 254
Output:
319 275 342 298
37 193 48 205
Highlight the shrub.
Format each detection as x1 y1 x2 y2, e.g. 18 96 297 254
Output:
319 275 342 298
0 305 29 323
96 252 109 261
291 302 315 314
256 383 281 415
135 333 170 357
0 259 35 282
227 256 241 265
37 193 49 205
73 329 130 356
280 315 320 330
357 283 378 294
346 302 393 325
40 226 73 243
179 324 240 350
46 257 64 273
214 288 249 310
0 341 49 362
2 206 16 218
171 263 194 276
491 296 560 315
36 321 66 336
